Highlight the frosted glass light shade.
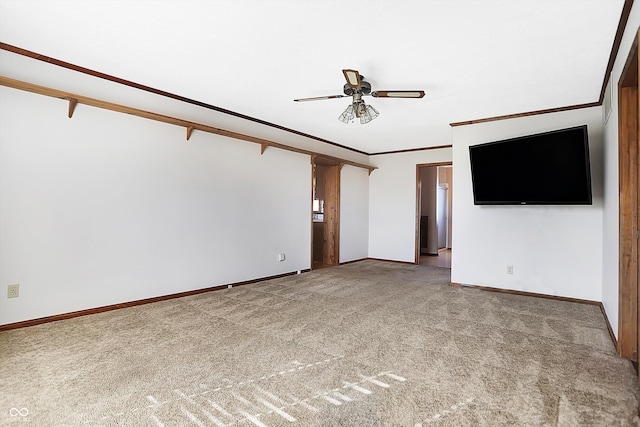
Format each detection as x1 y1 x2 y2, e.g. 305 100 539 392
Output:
338 104 355 123
359 104 379 124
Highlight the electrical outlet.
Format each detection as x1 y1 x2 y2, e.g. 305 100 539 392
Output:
7 284 19 298
506 265 514 275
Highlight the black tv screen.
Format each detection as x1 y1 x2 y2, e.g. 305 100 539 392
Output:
469 125 592 205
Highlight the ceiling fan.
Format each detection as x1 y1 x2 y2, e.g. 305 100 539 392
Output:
294 69 425 124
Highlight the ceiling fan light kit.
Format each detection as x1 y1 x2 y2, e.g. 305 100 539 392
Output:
339 99 378 124
295 69 425 124
338 102 379 124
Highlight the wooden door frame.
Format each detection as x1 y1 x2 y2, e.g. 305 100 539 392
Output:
322 164 341 266
415 162 453 264
311 156 342 269
618 29 639 361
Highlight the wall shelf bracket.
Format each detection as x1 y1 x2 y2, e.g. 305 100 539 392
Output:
67 97 77 118
0 75 377 174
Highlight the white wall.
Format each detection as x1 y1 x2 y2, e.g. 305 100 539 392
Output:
368 148 453 262
340 165 369 263
451 107 604 301
438 166 454 248
0 86 313 325
602 7 640 339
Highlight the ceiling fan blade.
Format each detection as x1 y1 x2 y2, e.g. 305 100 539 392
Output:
342 69 362 89
371 90 425 98
294 94 347 102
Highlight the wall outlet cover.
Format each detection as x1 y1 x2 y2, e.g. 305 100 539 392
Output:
7 284 19 298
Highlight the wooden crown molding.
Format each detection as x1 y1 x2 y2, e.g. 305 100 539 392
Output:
2 0 634 152
450 0 634 128
369 144 453 155
0 42 369 156
599 0 635 103
449 102 600 127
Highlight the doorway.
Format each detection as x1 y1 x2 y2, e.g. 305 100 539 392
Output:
312 157 341 269
415 162 453 267
618 29 640 363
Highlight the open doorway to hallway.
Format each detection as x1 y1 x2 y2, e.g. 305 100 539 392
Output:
416 163 453 268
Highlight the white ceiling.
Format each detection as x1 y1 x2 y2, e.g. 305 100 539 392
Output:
0 0 626 154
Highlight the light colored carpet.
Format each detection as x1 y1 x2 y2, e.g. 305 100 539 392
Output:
0 260 637 426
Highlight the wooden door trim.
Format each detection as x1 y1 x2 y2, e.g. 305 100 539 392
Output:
310 164 316 270
415 162 453 264
618 29 639 361
323 165 341 266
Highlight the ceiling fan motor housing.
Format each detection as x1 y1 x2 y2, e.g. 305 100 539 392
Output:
343 80 371 96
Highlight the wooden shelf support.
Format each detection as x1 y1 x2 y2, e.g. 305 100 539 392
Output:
67 97 77 118
0 75 377 174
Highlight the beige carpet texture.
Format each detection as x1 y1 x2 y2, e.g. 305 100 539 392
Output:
1 260 638 426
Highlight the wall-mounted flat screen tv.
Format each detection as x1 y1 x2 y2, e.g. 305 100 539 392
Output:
469 125 592 205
